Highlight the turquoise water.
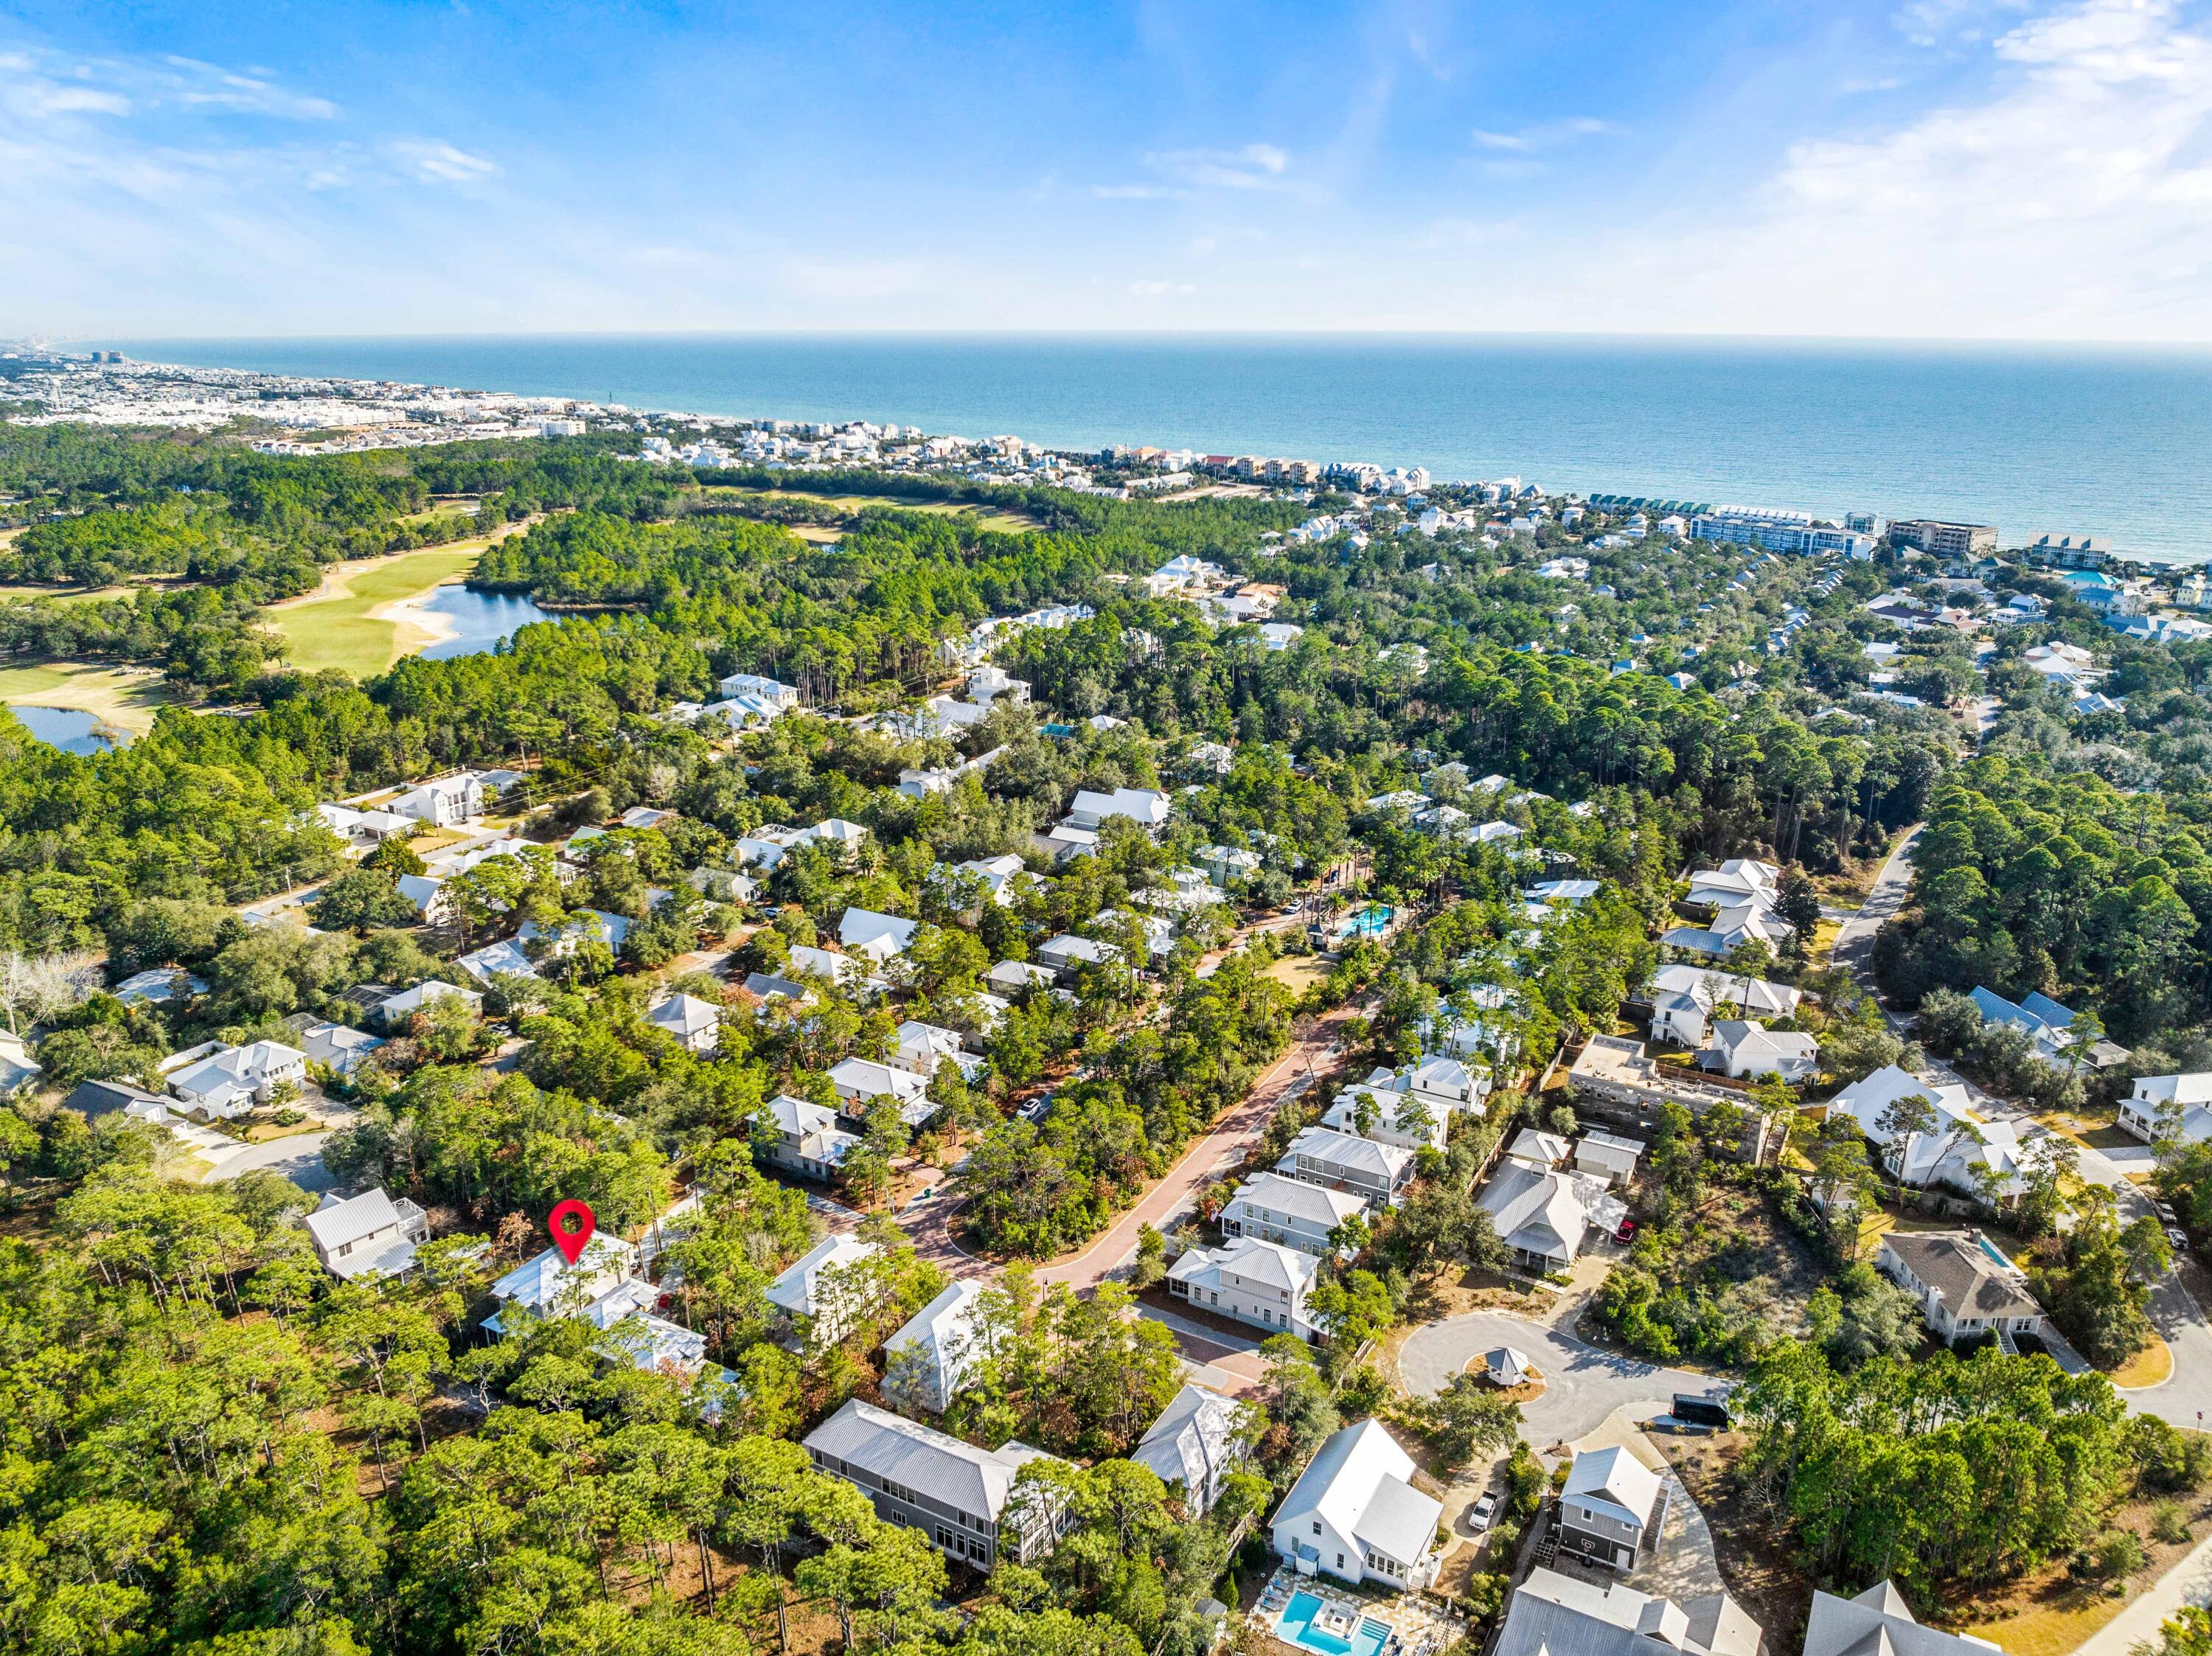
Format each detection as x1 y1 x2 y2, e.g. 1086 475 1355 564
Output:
106 334 2212 560
1276 1593 1390 1656
415 585 554 660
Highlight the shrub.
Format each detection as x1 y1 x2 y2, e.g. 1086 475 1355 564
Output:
2152 1501 2192 1545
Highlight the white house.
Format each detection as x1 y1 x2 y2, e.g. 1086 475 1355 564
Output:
1877 1230 2046 1346
291 1018 386 1076
756 1093 860 1180
1166 1236 1319 1339
1067 787 1172 833
2119 1073 2212 1142
838 907 920 963
889 1020 983 1081
883 1278 987 1415
1575 1131 1646 1187
304 1187 428 1281
828 1057 933 1126
1558 1444 1666 1573
1646 965 1802 1048
1495 1568 1765 1656
1037 933 1119 978
388 773 484 829
488 1234 639 1327
1322 1084 1450 1153
378 978 483 1027
1686 858 1780 909
956 854 1031 907
1220 1172 1367 1257
1700 1020 1818 1082
1130 1384 1248 1516
1664 902 1785 960
1270 1419 1444 1589
1827 1065 2028 1198
717 671 801 708
646 992 723 1054
766 1236 884 1349
167 1040 308 1119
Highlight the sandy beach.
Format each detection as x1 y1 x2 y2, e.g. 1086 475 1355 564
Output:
369 584 463 653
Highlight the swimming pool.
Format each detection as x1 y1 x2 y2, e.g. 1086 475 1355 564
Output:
1975 1233 2016 1270
1275 1591 1391 1656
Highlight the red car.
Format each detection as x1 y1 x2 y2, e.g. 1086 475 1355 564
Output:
1615 1217 1639 1244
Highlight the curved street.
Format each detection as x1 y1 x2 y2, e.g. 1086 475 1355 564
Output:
1398 1309 1725 1448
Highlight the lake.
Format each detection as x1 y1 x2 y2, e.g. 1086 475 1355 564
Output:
13 706 125 754
415 585 555 661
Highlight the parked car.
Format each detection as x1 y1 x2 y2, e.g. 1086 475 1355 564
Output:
2167 1226 2190 1253
1468 1493 1498 1534
1615 1217 1638 1244
2156 1200 2180 1225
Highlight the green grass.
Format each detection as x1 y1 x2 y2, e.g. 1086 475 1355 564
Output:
268 543 488 679
0 661 170 734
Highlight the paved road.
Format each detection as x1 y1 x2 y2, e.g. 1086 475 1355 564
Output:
1829 824 1919 987
1399 1311 1722 1449
197 1129 338 1191
2075 1525 2212 1656
1034 998 1369 1290
1823 824 2212 1427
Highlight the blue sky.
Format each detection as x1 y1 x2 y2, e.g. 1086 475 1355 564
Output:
4 0 2211 339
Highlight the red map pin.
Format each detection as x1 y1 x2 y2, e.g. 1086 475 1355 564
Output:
548 1200 597 1265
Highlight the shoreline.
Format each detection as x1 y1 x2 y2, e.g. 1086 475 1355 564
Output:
367 584 463 654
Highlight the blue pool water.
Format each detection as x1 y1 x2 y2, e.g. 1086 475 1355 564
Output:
1976 1234 2015 1270
1276 1592 1391 1656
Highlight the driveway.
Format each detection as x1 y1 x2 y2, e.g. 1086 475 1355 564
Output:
195 1128 337 1191
1399 1312 1724 1449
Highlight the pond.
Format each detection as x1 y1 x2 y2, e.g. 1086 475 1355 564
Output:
13 705 128 754
415 585 555 661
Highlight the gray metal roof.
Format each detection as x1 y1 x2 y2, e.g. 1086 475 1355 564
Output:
804 1399 1056 1524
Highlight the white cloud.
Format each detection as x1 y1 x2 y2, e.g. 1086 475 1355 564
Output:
1129 278 1196 295
159 56 340 119
1500 0 2212 338
1471 116 1618 153
391 140 500 184
1097 141 1291 198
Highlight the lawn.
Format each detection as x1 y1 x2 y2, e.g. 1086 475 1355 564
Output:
0 661 171 734
268 542 490 678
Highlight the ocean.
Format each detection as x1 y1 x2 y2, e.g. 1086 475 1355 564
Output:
105 334 2212 562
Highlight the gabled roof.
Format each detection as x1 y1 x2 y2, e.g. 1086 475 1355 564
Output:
838 906 919 959
766 1235 880 1316
647 992 722 1039
1131 1383 1245 1499
305 1187 408 1254
1563 1444 1665 1530
1281 1124 1413 1183
1273 1419 1441 1570
1225 1171 1366 1230
804 1399 1057 1524
1803 1583 1989 1656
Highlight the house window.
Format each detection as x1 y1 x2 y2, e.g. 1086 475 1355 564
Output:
1312 1522 1321 1537
1336 1554 1345 1570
